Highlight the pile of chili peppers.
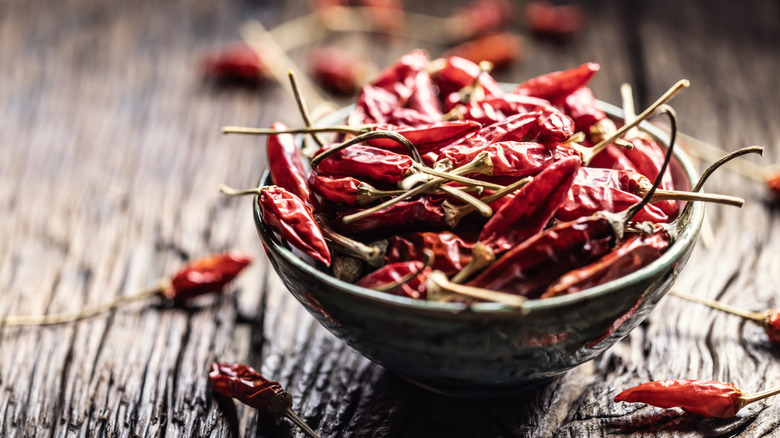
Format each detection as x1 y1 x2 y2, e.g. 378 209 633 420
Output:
236 50 733 306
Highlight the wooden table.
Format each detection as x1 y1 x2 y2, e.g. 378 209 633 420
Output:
3 0 779 436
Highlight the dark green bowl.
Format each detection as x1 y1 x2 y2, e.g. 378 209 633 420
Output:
253 102 704 397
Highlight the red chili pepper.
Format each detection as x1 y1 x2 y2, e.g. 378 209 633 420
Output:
267 122 317 209
385 231 474 276
200 42 267 83
514 63 600 101
467 216 616 298
553 86 607 133
333 196 447 240
484 142 562 178
159 251 253 301
308 46 374 95
355 260 431 299
314 144 413 185
614 380 743 418
479 155 580 253
525 1 585 39
405 68 444 122
542 231 669 298
556 184 669 223
259 186 332 266
209 363 320 438
442 32 524 70
573 167 646 193
309 173 362 206
367 120 481 154
448 0 512 41
765 308 780 344
429 56 505 109
448 94 554 125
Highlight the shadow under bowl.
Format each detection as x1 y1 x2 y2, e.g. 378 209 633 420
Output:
253 102 704 397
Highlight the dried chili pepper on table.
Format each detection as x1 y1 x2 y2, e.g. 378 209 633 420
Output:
444 0 511 41
442 32 524 69
209 362 320 438
614 379 780 419
258 186 332 266
308 46 374 95
525 1 585 39
2 251 253 326
200 41 268 83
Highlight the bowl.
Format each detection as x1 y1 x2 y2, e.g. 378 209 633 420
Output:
253 101 704 397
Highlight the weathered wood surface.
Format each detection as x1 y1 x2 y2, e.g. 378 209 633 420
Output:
2 0 779 436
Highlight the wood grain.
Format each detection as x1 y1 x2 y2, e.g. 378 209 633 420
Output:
1 0 779 436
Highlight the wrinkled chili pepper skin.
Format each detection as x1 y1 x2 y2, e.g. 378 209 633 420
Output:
315 145 413 185
308 173 361 206
514 63 600 101
556 184 669 223
484 142 561 178
367 120 481 154
614 380 743 418
764 308 780 344
554 86 606 133
542 231 669 298
267 122 317 209
449 94 553 125
259 186 332 266
385 231 474 276
334 197 447 240
165 251 253 301
480 155 580 253
468 216 615 298
209 362 289 414
430 56 505 108
355 260 430 299
442 32 524 69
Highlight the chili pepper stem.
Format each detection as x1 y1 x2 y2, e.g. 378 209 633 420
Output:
284 407 321 438
1 281 168 327
411 161 504 191
220 185 263 197
451 243 495 284
444 176 532 227
581 79 689 166
426 271 528 307
310 129 423 166
222 125 368 136
342 151 496 224
739 385 780 408
693 145 765 192
649 189 744 207
288 70 326 149
357 182 408 205
438 185 493 217
314 215 385 268
620 82 639 138
668 289 768 322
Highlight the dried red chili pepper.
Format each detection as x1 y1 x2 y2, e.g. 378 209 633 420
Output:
467 215 616 298
428 56 505 109
542 231 669 298
367 120 481 154
614 380 747 418
554 86 607 133
446 0 511 41
333 196 447 240
165 251 253 301
309 173 362 205
314 144 413 185
479 155 580 254
556 184 669 223
267 122 318 209
447 94 554 125
525 1 585 39
259 186 332 266
442 32 524 70
385 231 474 276
200 41 267 83
209 362 320 438
514 62 600 101
765 171 780 200
355 260 431 299
622 135 678 215
308 46 374 95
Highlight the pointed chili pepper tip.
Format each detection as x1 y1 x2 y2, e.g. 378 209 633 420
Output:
164 251 253 301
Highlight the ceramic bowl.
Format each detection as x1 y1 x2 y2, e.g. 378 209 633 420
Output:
253 102 704 397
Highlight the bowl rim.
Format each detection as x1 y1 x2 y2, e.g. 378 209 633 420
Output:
254 100 704 316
